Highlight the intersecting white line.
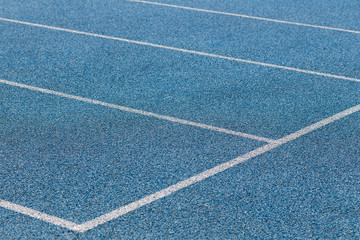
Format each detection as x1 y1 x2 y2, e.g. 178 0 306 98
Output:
1 99 360 232
0 79 274 142
129 0 360 35
0 17 360 83
73 102 360 232
1 10 360 233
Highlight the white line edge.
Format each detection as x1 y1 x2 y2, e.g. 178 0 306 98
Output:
0 199 79 231
0 79 274 143
0 17 359 83
74 102 360 232
1 13 360 233
129 0 360 35
2 100 359 232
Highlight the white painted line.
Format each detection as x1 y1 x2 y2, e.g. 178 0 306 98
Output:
0 79 274 143
130 0 360 35
0 17 359 83
74 103 360 232
0 84 359 232
0 199 79 231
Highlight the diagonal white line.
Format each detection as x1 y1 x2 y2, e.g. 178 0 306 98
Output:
74 103 360 232
129 0 360 35
0 17 359 83
0 81 359 232
0 79 274 143
0 199 79 231
1 14 360 233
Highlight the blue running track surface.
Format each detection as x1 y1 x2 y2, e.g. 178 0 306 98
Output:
0 0 360 238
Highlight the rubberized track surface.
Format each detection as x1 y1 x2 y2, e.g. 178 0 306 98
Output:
1 0 360 238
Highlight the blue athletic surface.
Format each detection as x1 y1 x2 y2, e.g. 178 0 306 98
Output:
0 0 360 239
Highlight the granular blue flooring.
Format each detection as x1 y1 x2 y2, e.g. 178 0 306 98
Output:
0 0 360 239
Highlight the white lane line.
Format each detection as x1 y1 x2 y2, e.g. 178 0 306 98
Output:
130 0 360 35
0 79 274 143
0 199 79 231
1 86 359 232
74 103 360 232
0 17 359 83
